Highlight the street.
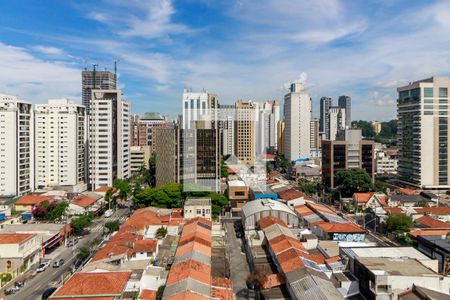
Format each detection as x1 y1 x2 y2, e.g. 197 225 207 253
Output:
224 222 254 300
4 208 129 300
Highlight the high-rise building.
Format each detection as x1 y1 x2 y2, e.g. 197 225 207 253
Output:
0 95 33 197
338 95 351 128
34 99 86 190
155 127 180 187
310 118 320 151
322 129 374 189
283 83 311 161
82 69 117 112
328 106 346 141
235 100 257 165
130 146 151 174
397 77 450 189
320 96 332 134
256 100 280 155
182 89 218 130
130 112 169 151
88 90 130 190
218 104 235 156
372 120 382 135
277 120 285 155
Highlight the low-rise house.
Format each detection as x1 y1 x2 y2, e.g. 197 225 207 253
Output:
49 271 131 299
312 222 366 242
415 216 450 229
410 207 450 221
227 180 249 210
68 194 98 215
14 194 53 212
388 195 434 208
0 233 40 278
399 285 450 300
183 198 212 220
416 235 450 274
278 189 307 208
353 192 388 210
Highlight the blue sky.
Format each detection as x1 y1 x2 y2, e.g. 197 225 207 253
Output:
1 0 450 120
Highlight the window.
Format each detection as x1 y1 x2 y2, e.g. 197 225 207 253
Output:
424 88 433 97
439 88 448 98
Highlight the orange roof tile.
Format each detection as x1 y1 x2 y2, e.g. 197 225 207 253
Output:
0 233 34 244
258 216 288 229
94 186 117 192
140 289 157 300
316 222 365 234
52 272 131 297
72 195 96 208
413 207 450 215
165 292 210 300
166 259 211 286
134 239 157 253
211 277 234 300
16 195 52 205
176 240 212 257
384 207 403 214
415 216 450 229
307 202 337 215
278 189 307 201
269 235 307 255
276 249 305 273
325 256 341 264
399 188 419 196
409 229 450 237
261 273 286 289
354 192 373 203
294 205 315 217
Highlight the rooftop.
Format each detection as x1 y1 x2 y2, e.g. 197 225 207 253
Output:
315 222 365 234
353 192 373 203
72 195 97 208
0 233 34 244
184 198 211 206
51 272 131 298
227 180 246 187
342 246 430 260
15 194 53 205
415 216 450 229
358 257 436 277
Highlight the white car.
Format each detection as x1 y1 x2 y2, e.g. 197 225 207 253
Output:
104 209 114 218
37 262 50 273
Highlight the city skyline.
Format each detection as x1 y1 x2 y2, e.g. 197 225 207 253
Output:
1 0 450 120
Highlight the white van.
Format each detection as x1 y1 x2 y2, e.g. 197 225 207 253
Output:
104 209 114 218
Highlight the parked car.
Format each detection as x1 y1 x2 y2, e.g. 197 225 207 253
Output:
42 287 57 300
104 209 114 218
52 259 65 268
37 262 50 273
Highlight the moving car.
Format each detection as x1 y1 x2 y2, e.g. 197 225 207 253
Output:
52 258 65 268
37 262 49 273
104 209 114 218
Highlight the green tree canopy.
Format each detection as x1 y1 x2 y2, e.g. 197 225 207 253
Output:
71 215 93 234
385 213 413 233
298 178 318 196
155 226 168 238
49 201 69 221
335 168 373 197
133 183 182 208
209 192 229 218
105 220 120 232
113 179 131 199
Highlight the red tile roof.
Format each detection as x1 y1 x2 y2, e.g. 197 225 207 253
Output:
384 207 403 214
94 186 116 192
294 205 316 217
413 207 450 215
0 233 34 244
316 222 365 234
399 188 419 196
211 277 234 300
16 195 52 205
133 239 158 253
51 272 131 298
307 201 337 215
353 192 373 203
261 273 286 289
165 292 210 300
166 259 211 286
278 189 308 201
72 195 96 208
415 216 450 229
258 216 288 229
140 289 157 300
409 229 450 237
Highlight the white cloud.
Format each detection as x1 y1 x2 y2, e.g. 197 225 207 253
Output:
0 43 80 104
368 91 396 106
32 45 65 56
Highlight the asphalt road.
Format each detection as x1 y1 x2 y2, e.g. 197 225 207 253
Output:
224 222 254 300
6 208 129 300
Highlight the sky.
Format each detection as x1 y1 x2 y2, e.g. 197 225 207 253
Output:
1 0 450 121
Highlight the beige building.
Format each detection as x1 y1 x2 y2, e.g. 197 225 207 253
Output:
310 118 320 150
155 127 180 187
130 146 151 174
235 100 256 165
398 77 450 189
372 121 382 135
277 120 285 155
0 233 40 278
227 180 249 209
183 198 212 220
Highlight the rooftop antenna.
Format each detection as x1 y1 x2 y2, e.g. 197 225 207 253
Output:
92 63 98 89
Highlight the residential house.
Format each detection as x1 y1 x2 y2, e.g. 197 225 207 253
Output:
183 198 212 220
353 192 388 210
227 180 249 210
68 194 98 215
312 222 366 242
14 195 53 212
0 233 40 278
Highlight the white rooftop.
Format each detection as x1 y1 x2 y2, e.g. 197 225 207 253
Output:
228 180 246 187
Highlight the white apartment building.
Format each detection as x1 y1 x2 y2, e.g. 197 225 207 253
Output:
256 100 280 155
218 104 235 156
182 89 218 130
328 106 346 141
0 95 33 197
88 90 130 190
397 77 450 189
283 83 311 161
34 99 86 189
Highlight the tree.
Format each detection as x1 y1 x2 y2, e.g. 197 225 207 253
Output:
351 120 376 138
334 168 373 197
76 246 90 262
385 213 413 233
275 153 293 174
210 192 229 218
417 200 429 207
105 188 114 209
298 178 317 196
145 153 156 187
49 201 68 221
155 226 168 238
113 179 131 199
133 183 182 208
71 215 93 234
221 159 229 178
156 285 165 300
373 180 387 194
105 220 120 233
